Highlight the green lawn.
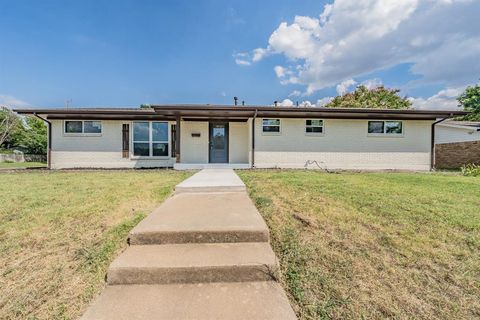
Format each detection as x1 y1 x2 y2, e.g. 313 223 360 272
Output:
0 162 46 169
238 170 480 320
0 170 191 320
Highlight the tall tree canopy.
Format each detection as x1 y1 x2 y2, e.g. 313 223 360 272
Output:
0 106 22 148
325 85 412 109
0 107 47 154
458 83 480 121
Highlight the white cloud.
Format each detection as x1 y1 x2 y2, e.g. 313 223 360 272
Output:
252 48 269 62
409 87 465 110
316 96 334 107
274 65 286 78
233 52 252 66
0 94 31 108
299 100 314 107
277 99 294 107
235 59 251 66
241 0 480 95
336 78 357 95
234 48 271 66
361 78 383 90
288 90 302 97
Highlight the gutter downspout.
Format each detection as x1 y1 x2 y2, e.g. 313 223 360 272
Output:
33 113 51 169
431 114 454 171
251 109 257 168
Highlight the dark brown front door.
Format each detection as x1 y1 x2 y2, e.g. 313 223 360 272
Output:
209 122 228 163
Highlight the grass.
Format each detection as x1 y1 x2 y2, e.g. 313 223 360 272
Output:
0 162 46 169
238 170 480 320
0 169 191 320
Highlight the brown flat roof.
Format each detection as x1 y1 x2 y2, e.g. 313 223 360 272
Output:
14 104 467 120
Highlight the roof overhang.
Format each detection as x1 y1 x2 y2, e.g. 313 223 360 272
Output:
14 104 468 121
13 108 171 120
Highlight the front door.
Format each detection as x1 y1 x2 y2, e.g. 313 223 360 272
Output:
209 122 229 163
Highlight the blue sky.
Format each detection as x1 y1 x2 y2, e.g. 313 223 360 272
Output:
1 0 479 110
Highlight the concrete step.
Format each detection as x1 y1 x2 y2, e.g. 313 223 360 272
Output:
129 192 269 245
175 169 246 193
107 242 278 285
81 282 297 320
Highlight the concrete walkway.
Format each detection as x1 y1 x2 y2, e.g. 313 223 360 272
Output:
81 169 296 320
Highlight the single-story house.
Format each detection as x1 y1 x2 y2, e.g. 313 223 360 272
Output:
435 121 480 144
14 105 466 171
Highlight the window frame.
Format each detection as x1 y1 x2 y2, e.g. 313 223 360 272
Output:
305 119 325 136
367 120 404 137
63 120 102 136
131 121 170 158
261 118 281 135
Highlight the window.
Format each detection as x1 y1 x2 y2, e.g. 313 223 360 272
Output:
262 119 280 133
133 122 149 156
368 121 403 135
133 121 169 157
385 121 403 134
84 121 102 133
65 121 82 133
152 122 169 156
305 119 324 134
65 120 102 134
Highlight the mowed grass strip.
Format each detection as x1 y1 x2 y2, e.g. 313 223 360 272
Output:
0 170 191 320
0 162 46 169
238 170 480 320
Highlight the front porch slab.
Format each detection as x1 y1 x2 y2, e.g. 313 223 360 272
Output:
173 163 250 170
175 168 247 193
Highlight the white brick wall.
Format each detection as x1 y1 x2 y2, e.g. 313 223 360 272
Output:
253 118 432 170
180 121 209 163
49 118 434 170
50 120 175 169
229 122 249 163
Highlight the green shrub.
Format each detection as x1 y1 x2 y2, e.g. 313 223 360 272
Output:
3 160 14 163
461 164 480 177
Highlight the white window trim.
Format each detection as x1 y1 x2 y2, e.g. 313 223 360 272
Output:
367 120 404 137
261 118 282 135
305 119 325 136
63 120 102 137
131 121 171 159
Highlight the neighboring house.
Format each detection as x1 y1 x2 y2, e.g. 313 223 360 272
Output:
435 121 480 144
14 105 465 171
435 121 480 169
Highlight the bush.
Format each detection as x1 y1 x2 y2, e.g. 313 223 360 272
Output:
461 164 480 177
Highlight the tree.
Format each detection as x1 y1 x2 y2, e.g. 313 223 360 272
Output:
0 107 47 154
458 84 480 120
0 106 22 148
17 117 48 154
324 85 412 109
